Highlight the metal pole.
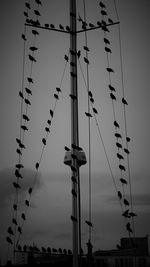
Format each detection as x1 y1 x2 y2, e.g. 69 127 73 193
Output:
70 1 79 267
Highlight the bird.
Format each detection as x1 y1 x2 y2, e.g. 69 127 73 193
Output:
35 0 42 5
110 93 116 101
23 114 30 121
102 25 109 32
6 237 13 244
120 178 127 185
71 153 77 160
72 189 77 197
28 187 32 194
21 125 28 131
70 94 77 100
89 23 95 28
70 72 77 77
64 54 69 61
105 47 112 53
83 46 90 52
126 222 133 233
90 97 94 103
66 25 70 31
116 142 122 149
56 87 61 92
99 1 106 9
129 212 137 217
21 34 26 41
71 165 77 172
25 98 31 105
42 247 46 252
122 209 129 218
18 245 22 251
124 148 130 154
101 20 106 26
21 213 26 220
104 38 110 45
101 10 107 16
116 153 124 160
107 67 114 73
124 198 129 206
114 120 119 128
71 215 77 222
50 24 55 29
115 133 122 138
27 77 33 83
19 91 24 99
68 249 72 255
122 97 128 105
45 23 49 28
15 169 23 179
29 46 38 51
16 148 22 155
88 91 93 97
25 200 29 206
47 119 51 125
117 191 122 200
16 163 24 169
42 138 46 145
108 18 114 24
85 112 92 117
71 176 77 183
97 21 101 27
59 24 64 30
25 2 30 9
54 94 59 100
119 164 126 171
77 50 81 58
8 227 14 235
116 244 121 250
16 138 21 145
18 226 22 234
50 109 53 117
28 54 36 62
12 218 17 225
93 107 98 114
126 137 131 142
70 62 76 67
72 144 82 151
108 84 116 92
35 162 39 169
24 12 28 17
85 220 93 227
13 182 21 189
64 146 70 151
45 127 50 132
19 142 26 149
32 30 39 35
34 10 41 16
84 57 90 64
13 204 17 210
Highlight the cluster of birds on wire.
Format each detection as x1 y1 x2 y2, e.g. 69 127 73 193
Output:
6 0 137 253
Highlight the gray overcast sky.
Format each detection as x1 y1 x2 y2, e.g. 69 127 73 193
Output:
0 0 150 264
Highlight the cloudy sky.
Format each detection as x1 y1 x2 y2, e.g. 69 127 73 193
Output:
0 0 150 264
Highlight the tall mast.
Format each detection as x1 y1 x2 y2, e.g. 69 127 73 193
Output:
70 0 79 267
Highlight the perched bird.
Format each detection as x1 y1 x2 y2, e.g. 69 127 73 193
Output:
18 226 22 234
88 91 93 97
129 212 137 217
110 93 116 101
13 204 17 210
15 169 23 179
47 247 51 253
117 191 122 200
18 245 22 251
108 18 114 24
47 119 51 125
116 142 122 149
114 120 119 128
107 67 114 73
21 34 26 41
101 20 106 26
25 200 29 206
19 142 25 149
102 25 109 32
64 54 69 61
85 220 93 227
119 164 126 171
54 94 59 100
50 109 54 117
71 165 77 172
32 30 39 35
64 146 70 151
124 198 129 206
122 209 129 218
116 244 121 250
101 10 107 16
71 215 77 222
21 213 26 220
90 97 94 103
16 138 21 145
42 138 46 145
116 153 124 160
45 23 49 28
19 91 24 99
70 94 77 100
124 148 130 154
8 227 14 235
71 176 77 183
28 187 32 194
29 46 38 51
42 247 46 252
6 237 13 244
77 50 81 58
28 54 36 62
16 163 24 169
35 0 42 5
34 10 41 16
85 112 92 117
120 178 127 185
84 57 89 64
12 218 17 225
66 25 70 31
89 23 95 28
24 12 28 17
16 148 22 155
56 87 61 92
27 77 33 83
59 24 64 30
25 2 31 9
21 125 28 131
23 114 30 121
35 162 39 169
45 127 50 132
105 47 112 53
108 84 116 92
99 1 106 9
13 182 21 189
122 97 128 105
68 249 72 254
93 107 98 114
104 38 110 45
70 71 77 77
126 137 131 142
115 133 122 139
70 62 75 67
25 98 31 105
83 46 90 52
126 222 133 233
97 21 101 27
50 24 55 29
72 189 77 197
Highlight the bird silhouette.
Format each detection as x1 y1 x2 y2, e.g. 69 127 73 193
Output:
122 98 128 105
42 138 46 145
16 163 24 169
99 1 106 8
117 191 122 199
85 220 93 227
13 182 21 189
85 112 92 117
97 21 101 27
110 93 116 101
90 97 94 103
101 10 107 16
25 98 31 105
101 20 106 26
45 127 50 132
54 94 59 100
105 47 112 53
108 18 114 24
15 169 23 179
18 245 22 251
35 162 39 169
126 222 132 233
83 46 90 52
124 148 130 154
116 153 124 160
6 237 13 244
19 91 24 99
115 133 122 138
13 204 17 210
28 187 32 194
120 178 127 185
45 23 49 28
89 23 95 28
56 87 61 92
71 165 77 172
107 67 114 73
50 109 53 117
70 94 77 100
16 138 21 145
24 12 28 17
64 54 69 61
47 247 51 253
129 212 137 217
93 107 98 114
16 148 22 155
126 137 131 142
27 77 33 83
116 142 122 149
8 227 14 235
50 24 55 29
119 164 126 171
88 91 93 97
12 218 17 225
25 200 29 206
64 146 70 151
28 54 36 62
122 209 129 218
84 57 89 64
29 46 38 51
72 189 77 197
35 0 42 5
19 142 26 149
104 38 110 45
124 198 129 206
77 50 81 58
66 25 70 31
25 2 30 9
21 213 26 220
21 125 28 131
108 84 116 92
71 176 77 183
114 120 119 128
23 114 30 121
59 24 64 30
116 244 121 250
32 30 39 35
71 215 77 222
18 226 22 234
34 10 41 16
21 34 26 41
102 25 109 32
